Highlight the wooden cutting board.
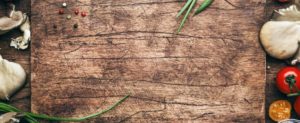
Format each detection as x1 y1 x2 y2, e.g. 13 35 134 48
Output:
31 0 266 122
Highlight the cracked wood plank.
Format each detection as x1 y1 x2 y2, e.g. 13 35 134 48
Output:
31 0 266 122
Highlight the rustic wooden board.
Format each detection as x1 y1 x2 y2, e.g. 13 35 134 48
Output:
31 0 266 122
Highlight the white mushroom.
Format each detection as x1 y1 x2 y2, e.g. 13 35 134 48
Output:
0 4 25 35
0 4 30 50
0 112 20 123
0 55 26 100
10 15 30 50
260 21 300 59
274 5 300 21
260 1 300 64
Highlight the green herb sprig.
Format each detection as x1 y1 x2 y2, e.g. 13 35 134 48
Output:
177 0 214 33
0 94 130 123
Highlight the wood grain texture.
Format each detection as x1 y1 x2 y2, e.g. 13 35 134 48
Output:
2 0 291 123
0 0 31 112
1 1 294 123
30 0 266 122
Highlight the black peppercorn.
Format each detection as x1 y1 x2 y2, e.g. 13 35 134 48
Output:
73 23 78 29
53 24 57 29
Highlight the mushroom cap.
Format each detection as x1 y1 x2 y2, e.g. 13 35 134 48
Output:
260 21 300 59
274 5 300 21
0 11 25 35
0 55 26 100
0 112 18 123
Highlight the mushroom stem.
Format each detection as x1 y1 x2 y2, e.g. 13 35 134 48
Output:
0 3 31 50
8 4 15 17
295 0 300 9
13 15 30 50
292 42 300 65
10 14 31 50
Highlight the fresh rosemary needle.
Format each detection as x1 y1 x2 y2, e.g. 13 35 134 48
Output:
177 0 197 33
176 0 214 33
194 0 214 15
0 94 130 122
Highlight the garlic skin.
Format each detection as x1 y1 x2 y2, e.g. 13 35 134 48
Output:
0 55 26 100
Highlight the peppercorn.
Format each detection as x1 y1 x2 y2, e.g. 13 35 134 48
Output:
59 9 64 14
74 9 80 15
81 11 88 17
53 24 57 29
73 23 78 28
66 15 72 20
62 2 67 8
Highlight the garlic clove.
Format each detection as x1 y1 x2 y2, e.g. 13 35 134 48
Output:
0 55 26 100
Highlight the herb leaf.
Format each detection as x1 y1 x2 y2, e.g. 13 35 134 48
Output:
194 0 214 16
0 94 130 122
176 0 193 18
177 0 197 33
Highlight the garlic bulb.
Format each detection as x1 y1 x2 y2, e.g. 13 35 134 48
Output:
0 55 26 100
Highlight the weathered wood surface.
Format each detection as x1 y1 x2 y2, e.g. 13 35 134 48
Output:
0 0 293 123
0 0 31 112
0 0 289 123
30 0 266 122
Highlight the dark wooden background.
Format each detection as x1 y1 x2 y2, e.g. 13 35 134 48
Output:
30 0 266 122
0 0 31 112
0 0 296 123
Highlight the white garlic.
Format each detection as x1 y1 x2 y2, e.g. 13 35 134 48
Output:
0 55 26 100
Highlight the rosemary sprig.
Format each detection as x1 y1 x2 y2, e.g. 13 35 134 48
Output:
177 0 197 33
194 0 214 15
176 0 193 18
177 0 214 33
0 94 130 122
